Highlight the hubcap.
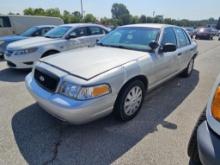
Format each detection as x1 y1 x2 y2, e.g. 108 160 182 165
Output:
124 86 143 116
188 60 194 74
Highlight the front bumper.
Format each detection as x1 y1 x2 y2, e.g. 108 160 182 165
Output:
25 73 115 124
4 51 41 69
197 121 220 165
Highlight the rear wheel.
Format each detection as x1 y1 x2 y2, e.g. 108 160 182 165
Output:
188 110 206 165
180 58 194 77
114 80 146 121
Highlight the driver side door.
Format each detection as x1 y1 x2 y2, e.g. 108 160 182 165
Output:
152 27 179 84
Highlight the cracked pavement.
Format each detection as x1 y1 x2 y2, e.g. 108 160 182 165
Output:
1 39 220 165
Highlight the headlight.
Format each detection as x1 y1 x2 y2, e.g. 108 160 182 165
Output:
211 86 220 121
0 41 5 45
59 81 111 100
14 47 38 55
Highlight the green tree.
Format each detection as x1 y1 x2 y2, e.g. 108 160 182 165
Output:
139 15 147 23
23 8 35 15
146 17 153 23
34 8 45 16
45 8 61 17
83 14 97 23
131 16 140 24
111 3 129 19
100 17 112 25
111 3 131 25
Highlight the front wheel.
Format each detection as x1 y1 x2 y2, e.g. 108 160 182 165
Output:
114 80 146 121
180 58 194 77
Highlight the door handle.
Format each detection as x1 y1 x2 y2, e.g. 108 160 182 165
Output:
178 53 182 56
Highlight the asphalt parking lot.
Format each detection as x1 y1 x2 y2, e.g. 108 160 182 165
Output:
0 39 220 165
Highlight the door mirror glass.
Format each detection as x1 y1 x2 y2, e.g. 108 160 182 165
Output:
162 43 177 52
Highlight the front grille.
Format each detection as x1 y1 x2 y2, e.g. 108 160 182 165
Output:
34 68 60 92
7 61 16 67
23 62 34 65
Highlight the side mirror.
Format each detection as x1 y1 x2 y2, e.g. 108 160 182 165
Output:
66 32 77 39
161 43 177 53
149 41 159 50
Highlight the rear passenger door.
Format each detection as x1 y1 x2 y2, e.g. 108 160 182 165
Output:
174 28 193 70
66 27 89 50
87 26 108 46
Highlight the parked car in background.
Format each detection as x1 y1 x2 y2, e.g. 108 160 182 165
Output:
0 25 55 58
0 15 63 36
4 23 109 69
184 27 195 38
195 27 214 40
25 24 198 124
188 74 220 165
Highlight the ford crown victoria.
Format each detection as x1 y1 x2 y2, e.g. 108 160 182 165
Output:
25 24 198 124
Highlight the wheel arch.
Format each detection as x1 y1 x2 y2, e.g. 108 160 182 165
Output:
41 49 60 58
116 75 149 100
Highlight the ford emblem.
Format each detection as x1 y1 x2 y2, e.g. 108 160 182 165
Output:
39 75 45 82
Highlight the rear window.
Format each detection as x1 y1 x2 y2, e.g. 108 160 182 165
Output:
0 17 11 28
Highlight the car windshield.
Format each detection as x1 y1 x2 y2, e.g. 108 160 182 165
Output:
44 26 71 38
20 27 39 37
98 27 160 52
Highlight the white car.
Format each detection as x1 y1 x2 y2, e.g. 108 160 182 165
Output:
4 23 109 69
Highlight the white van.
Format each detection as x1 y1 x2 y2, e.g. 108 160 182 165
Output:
0 15 64 36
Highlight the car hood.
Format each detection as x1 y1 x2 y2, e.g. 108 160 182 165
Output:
7 37 62 50
0 35 28 42
41 46 147 80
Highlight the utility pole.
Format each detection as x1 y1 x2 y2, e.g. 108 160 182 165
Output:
81 0 84 19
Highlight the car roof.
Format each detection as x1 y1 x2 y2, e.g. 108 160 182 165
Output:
60 23 106 28
122 23 176 29
35 25 56 28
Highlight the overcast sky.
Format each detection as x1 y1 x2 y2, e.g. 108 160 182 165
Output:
1 0 219 20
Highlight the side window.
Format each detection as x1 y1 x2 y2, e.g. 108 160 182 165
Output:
182 29 191 45
161 27 177 46
0 17 11 28
88 26 104 35
174 28 189 48
41 27 53 36
70 27 87 37
32 29 41 36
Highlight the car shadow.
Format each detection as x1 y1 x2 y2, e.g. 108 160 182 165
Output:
0 68 30 82
12 70 199 165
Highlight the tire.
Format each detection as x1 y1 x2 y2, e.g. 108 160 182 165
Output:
180 58 194 77
114 80 146 121
41 50 59 58
188 110 206 165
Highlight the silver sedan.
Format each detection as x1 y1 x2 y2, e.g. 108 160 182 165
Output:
25 24 198 124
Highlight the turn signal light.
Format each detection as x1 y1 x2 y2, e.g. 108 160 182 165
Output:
212 87 220 121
